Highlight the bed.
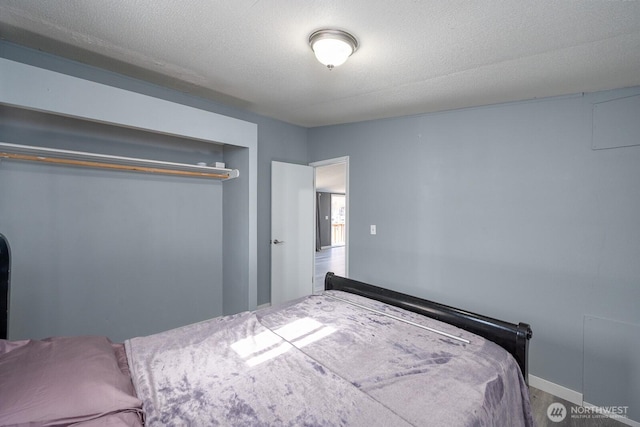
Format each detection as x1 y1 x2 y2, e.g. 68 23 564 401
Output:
0 233 533 426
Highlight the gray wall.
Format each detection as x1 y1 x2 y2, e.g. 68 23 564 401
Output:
222 144 251 315
0 158 223 342
308 89 640 410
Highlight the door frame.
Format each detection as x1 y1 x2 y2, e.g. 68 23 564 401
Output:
310 156 349 288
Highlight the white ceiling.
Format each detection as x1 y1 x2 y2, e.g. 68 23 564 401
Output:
315 162 346 194
1 1 640 128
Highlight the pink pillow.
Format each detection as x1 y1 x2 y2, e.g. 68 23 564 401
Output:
0 336 142 426
0 339 29 355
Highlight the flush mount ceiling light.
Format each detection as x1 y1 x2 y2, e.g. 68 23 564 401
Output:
309 29 358 70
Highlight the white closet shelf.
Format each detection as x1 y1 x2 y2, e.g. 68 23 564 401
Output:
0 142 239 180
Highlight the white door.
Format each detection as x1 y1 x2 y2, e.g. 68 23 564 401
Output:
271 161 314 306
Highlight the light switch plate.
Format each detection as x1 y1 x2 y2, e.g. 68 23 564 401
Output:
370 225 376 235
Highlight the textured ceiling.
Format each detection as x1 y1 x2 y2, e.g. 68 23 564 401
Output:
1 1 640 127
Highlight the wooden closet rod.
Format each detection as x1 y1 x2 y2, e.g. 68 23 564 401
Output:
0 142 239 180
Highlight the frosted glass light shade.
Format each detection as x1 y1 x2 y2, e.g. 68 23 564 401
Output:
312 38 353 67
309 29 358 69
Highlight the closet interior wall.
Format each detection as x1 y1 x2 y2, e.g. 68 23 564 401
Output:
0 106 228 342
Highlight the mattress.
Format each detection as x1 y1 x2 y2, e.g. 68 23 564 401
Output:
125 291 533 426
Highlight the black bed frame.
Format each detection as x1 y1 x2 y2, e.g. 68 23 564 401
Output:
0 233 9 340
324 272 532 383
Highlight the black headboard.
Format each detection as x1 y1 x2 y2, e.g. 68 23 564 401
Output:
324 272 532 383
0 233 9 339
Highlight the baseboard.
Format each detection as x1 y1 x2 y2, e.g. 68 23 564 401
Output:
528 375 582 405
529 375 638 426
583 402 639 427
256 302 271 310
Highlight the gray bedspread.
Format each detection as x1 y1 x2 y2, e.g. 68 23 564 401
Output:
125 291 533 426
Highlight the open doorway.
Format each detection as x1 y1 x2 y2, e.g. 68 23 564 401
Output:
311 157 348 291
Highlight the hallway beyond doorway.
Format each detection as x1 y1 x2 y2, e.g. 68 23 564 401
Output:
314 246 345 292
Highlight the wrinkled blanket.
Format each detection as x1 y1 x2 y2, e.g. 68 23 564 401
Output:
125 291 533 426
